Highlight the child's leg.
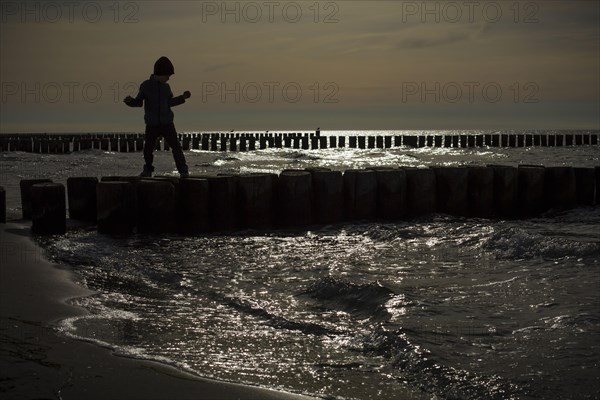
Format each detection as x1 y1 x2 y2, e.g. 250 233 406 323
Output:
143 125 160 170
162 124 188 174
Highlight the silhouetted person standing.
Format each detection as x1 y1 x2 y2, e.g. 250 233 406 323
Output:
124 56 190 177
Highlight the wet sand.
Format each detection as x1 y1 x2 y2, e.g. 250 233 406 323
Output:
0 221 315 400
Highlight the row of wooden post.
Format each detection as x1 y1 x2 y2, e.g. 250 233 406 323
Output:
1 132 599 153
8 165 600 235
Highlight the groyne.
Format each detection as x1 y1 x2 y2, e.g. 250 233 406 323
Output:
6 165 599 235
0 131 598 154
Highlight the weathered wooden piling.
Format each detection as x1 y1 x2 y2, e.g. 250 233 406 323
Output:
136 179 176 234
403 136 417 148
574 167 596 206
467 167 494 218
405 168 436 216
236 173 276 229
202 175 238 231
349 136 357 148
358 136 366 149
367 136 375 149
0 186 6 223
31 183 66 235
544 166 576 210
374 168 407 220
517 165 546 217
307 168 344 225
67 177 98 222
443 135 452 147
101 176 142 186
490 165 518 218
434 167 469 216
178 178 210 234
597 166 600 205
343 169 377 221
277 170 312 228
20 179 53 219
96 181 137 235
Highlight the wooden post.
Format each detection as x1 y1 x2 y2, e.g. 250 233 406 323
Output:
374 168 406 220
0 186 5 223
277 170 312 228
349 136 357 148
490 165 518 218
203 175 238 232
343 169 377 221
237 173 276 229
178 178 210 234
307 169 344 225
403 136 417 148
67 177 98 222
20 179 53 219
434 167 468 216
596 166 600 205
544 166 576 210
96 181 137 235
444 135 452 147
107 138 117 151
137 179 176 234
405 168 436 216
574 167 596 206
31 183 66 235
311 136 319 150
182 137 191 151
301 136 310 150
358 136 366 149
384 136 392 148
517 165 546 217
367 136 375 149
329 136 337 148
467 167 494 218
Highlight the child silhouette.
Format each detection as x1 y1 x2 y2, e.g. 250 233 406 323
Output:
124 56 191 178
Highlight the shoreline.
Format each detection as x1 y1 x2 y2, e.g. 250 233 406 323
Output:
0 221 315 400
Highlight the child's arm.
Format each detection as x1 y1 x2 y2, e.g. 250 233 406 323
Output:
124 83 145 107
167 85 190 107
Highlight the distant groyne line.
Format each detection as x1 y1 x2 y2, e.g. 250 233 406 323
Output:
0 132 598 153
4 165 599 235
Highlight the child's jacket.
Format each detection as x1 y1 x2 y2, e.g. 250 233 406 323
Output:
126 75 186 126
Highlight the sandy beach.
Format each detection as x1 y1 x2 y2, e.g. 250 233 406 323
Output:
0 221 315 400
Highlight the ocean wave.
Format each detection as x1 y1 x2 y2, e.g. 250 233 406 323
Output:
483 226 600 260
302 276 396 320
356 328 524 400
281 151 321 161
206 291 338 336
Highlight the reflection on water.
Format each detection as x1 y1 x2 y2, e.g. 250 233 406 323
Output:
4 134 599 399
39 210 600 400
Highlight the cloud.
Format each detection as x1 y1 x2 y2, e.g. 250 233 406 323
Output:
396 23 487 49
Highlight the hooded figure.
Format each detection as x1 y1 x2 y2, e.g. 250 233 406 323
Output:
154 56 175 76
124 56 191 177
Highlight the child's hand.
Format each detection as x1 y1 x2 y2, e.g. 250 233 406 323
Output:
124 95 134 103
183 91 191 99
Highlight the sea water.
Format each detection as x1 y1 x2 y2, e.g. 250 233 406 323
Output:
1 130 599 399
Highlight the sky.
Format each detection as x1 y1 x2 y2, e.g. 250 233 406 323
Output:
0 0 599 132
